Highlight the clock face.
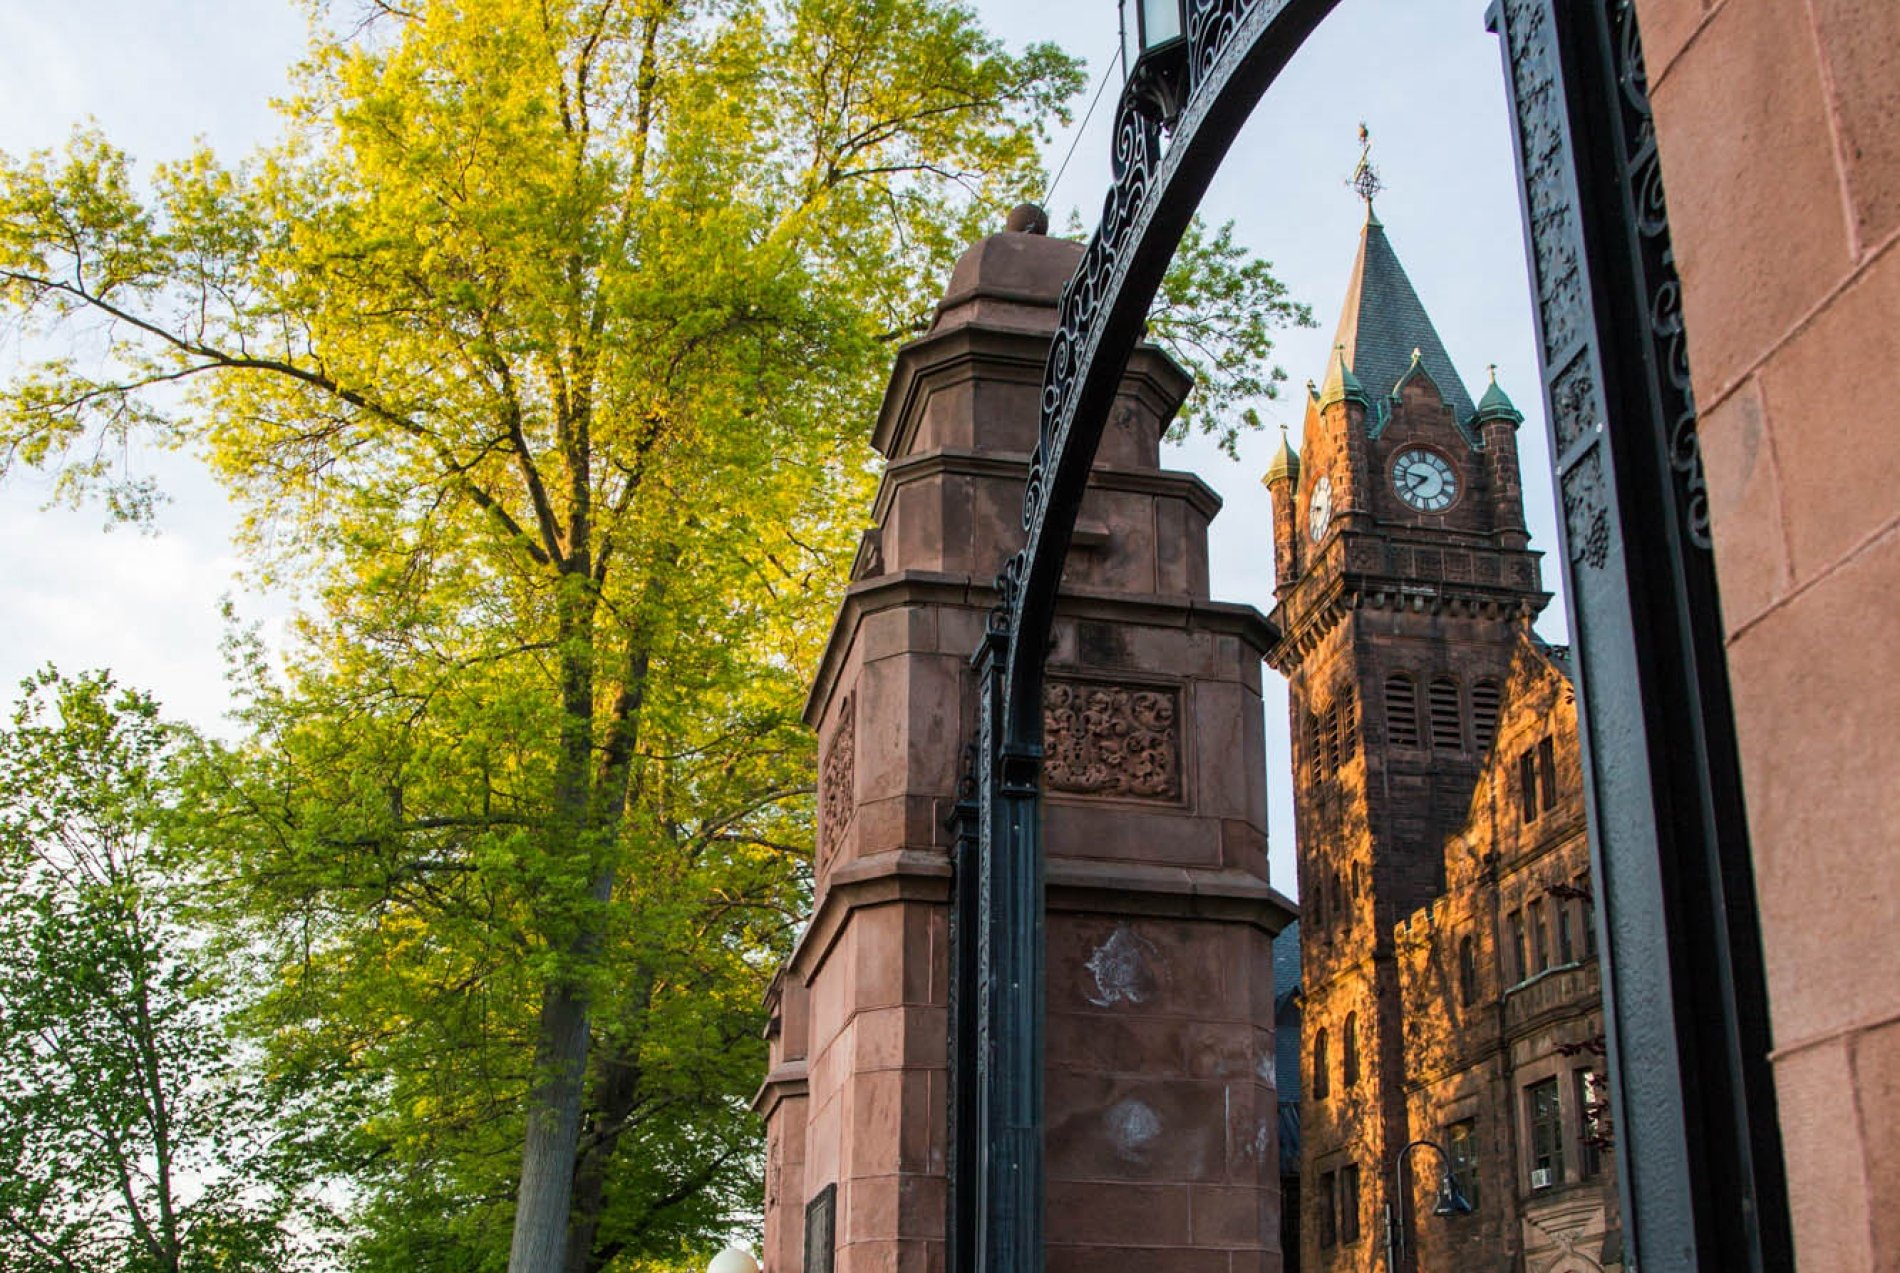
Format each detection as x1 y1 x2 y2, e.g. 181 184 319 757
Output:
1308 475 1334 542
1393 448 1459 512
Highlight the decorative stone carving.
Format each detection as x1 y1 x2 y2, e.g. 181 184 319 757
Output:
1043 680 1180 800
819 697 854 866
1084 924 1162 1007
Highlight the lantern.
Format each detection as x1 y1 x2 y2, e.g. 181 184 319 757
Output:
1119 0 1190 124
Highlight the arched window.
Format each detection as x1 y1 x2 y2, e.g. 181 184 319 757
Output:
1385 674 1421 748
1472 680 1501 754
1334 683 1357 764
1325 699 1343 774
1306 710 1327 780
1429 676 1463 751
1343 1012 1360 1086
1313 1028 1331 1099
1459 936 1478 1008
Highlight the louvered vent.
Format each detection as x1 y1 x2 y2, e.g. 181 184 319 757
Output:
1429 677 1463 751
1385 674 1420 748
1472 680 1502 754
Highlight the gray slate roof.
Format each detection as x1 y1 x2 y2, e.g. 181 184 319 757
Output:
1330 209 1477 426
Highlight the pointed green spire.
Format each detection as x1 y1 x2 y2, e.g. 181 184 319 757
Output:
1263 422 1302 487
1471 363 1525 426
1318 343 1369 411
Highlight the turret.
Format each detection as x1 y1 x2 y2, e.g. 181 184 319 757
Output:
1263 423 1303 590
1472 365 1529 548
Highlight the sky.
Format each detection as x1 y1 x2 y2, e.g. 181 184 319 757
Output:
0 0 1567 901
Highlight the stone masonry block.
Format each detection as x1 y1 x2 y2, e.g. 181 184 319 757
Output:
1853 1019 1900 1268
1651 0 1852 393
1045 1181 1192 1247
1756 244 1900 585
1729 526 1900 1042
1633 0 1710 87
1698 376 1792 631
1811 0 1900 248
1772 1038 1874 1270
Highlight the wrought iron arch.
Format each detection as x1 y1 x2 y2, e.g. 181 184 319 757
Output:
952 1 1792 1270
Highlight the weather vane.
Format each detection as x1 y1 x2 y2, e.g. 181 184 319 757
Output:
1349 122 1385 208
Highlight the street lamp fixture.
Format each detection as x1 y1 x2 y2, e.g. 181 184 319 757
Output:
1117 0 1190 126
1383 1137 1474 1271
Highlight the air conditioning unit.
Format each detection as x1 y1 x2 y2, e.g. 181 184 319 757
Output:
1530 1168 1555 1190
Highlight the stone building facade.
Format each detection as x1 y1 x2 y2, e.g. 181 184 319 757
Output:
1266 211 1618 1272
756 220 1294 1273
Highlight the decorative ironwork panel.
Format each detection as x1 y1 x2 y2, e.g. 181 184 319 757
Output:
950 0 1784 1265
1609 0 1709 549
1000 0 1340 746
1492 1 1790 1267
1043 680 1181 800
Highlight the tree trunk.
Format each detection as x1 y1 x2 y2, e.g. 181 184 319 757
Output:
509 583 604 1273
509 978 594 1272
563 1020 646 1273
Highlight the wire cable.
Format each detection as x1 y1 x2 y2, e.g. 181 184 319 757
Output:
1042 36 1124 210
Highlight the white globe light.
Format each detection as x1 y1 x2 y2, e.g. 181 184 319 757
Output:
707 1249 761 1273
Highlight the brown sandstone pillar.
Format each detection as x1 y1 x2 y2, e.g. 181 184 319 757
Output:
759 218 1293 1273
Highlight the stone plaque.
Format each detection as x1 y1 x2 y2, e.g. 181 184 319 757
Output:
1043 680 1180 800
802 1183 836 1273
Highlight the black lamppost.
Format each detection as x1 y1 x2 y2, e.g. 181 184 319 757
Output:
1382 1138 1473 1272
1117 0 1190 125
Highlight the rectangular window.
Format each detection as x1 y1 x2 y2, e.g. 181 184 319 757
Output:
1577 1070 1607 1179
1527 1078 1565 1187
1507 910 1527 984
1529 901 1550 974
1557 900 1576 965
1318 1170 1338 1248
1538 735 1559 810
1518 751 1539 822
1339 1164 1361 1243
1447 1119 1480 1211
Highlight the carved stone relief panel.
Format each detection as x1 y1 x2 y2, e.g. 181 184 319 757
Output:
1043 679 1181 801
818 696 854 867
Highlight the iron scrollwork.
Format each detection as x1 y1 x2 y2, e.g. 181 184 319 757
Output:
1611 0 1709 549
958 3 1341 1271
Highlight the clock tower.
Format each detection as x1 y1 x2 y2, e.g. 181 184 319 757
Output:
1264 200 1547 1270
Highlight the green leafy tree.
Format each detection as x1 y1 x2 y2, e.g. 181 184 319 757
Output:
0 2 1308 1267
1 1 1077 1267
0 669 319 1273
1151 215 1315 455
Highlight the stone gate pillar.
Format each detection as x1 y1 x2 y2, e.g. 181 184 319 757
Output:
757 216 1294 1273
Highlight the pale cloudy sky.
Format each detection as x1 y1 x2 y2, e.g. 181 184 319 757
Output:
0 0 1566 898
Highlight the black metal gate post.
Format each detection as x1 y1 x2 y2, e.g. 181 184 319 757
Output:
968 627 1048 1272
1488 2 1792 1268
944 1 1793 1269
